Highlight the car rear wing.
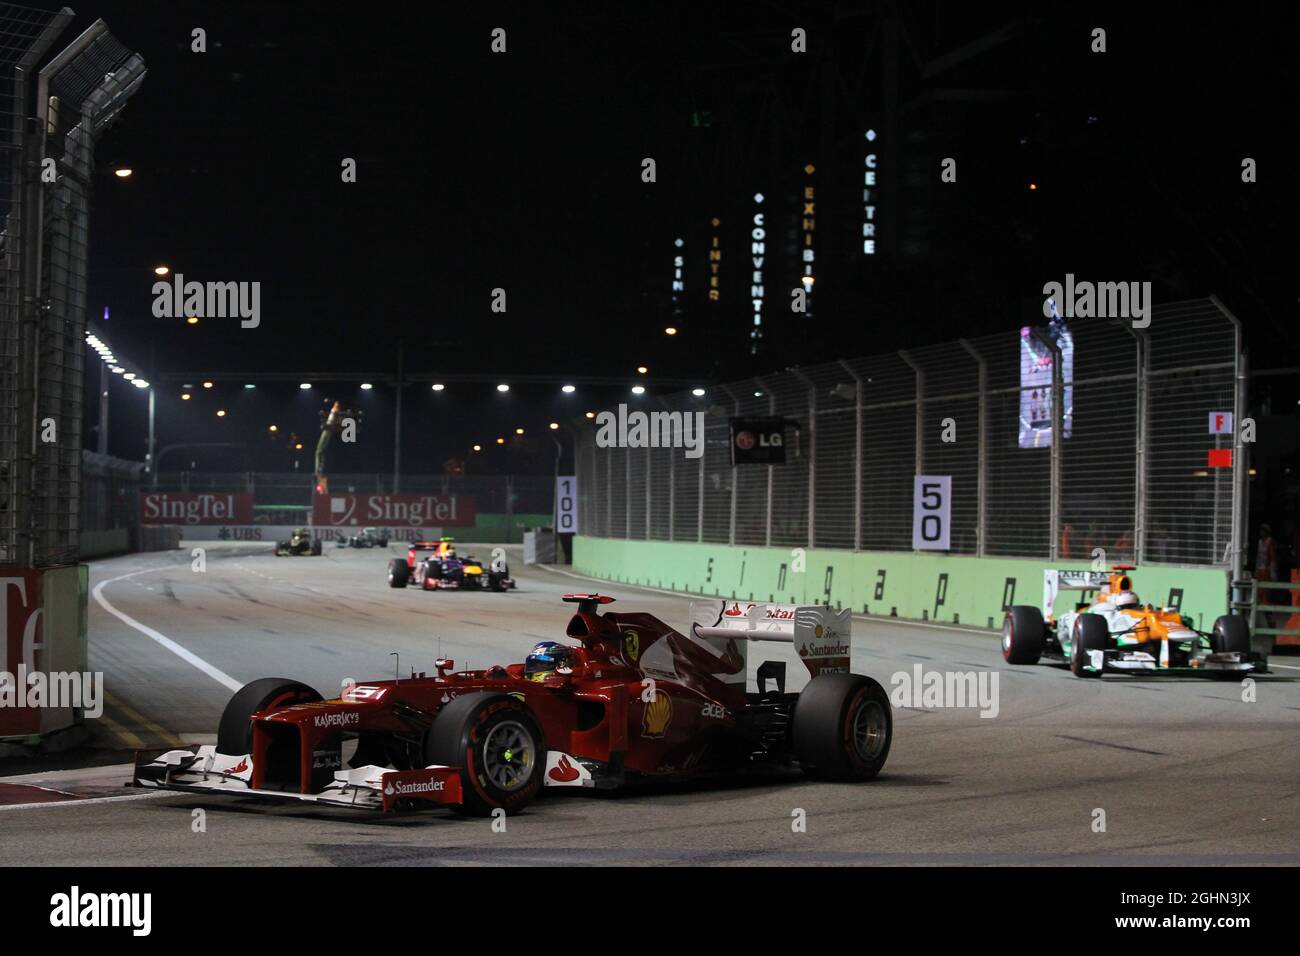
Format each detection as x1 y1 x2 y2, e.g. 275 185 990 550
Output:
1042 570 1113 615
688 600 852 680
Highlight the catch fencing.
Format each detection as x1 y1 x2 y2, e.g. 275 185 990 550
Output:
576 298 1246 570
0 6 145 566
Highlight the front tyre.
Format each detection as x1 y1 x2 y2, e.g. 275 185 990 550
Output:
425 693 544 816
310 539 322 556
792 673 891 782
1002 606 1046 664
1071 614 1109 678
1211 614 1250 654
217 677 322 755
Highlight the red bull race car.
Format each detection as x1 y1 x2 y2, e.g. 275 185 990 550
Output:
1002 566 1265 678
132 595 891 815
386 538 514 592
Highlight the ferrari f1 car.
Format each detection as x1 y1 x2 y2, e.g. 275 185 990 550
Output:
274 528 322 556
386 537 514 591
336 526 389 549
133 594 891 814
1002 566 1265 678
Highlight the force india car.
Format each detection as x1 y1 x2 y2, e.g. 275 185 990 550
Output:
1002 566 1264 678
132 594 891 814
336 526 389 549
274 528 322 557
386 538 515 592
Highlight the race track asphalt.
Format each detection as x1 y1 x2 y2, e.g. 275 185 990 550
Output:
1 542 1296 866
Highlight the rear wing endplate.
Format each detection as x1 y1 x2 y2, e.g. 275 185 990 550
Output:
688 600 851 679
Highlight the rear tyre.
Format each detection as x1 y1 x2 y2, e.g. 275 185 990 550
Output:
425 692 544 816
387 558 410 588
310 539 322 556
1002 606 1046 664
1211 614 1250 654
217 677 322 756
792 673 891 782
1071 614 1109 678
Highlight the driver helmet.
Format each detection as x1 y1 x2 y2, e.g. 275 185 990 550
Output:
525 641 574 681
1112 590 1140 609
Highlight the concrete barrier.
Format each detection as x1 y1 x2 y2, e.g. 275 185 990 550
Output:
573 536 1231 633
78 528 131 560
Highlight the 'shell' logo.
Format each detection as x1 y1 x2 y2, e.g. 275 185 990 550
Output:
641 690 673 738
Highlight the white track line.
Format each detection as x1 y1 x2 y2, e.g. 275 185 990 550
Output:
0 791 172 812
92 567 243 693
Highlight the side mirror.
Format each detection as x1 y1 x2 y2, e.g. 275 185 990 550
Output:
435 658 454 676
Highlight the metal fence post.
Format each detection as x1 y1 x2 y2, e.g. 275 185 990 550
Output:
1122 324 1149 563
625 444 631 539
667 412 675 542
1030 328 1063 560
837 360 863 551
644 445 652 540
722 386 739 546
605 445 612 536
958 339 987 557
758 377 775 547
792 369 815 548
697 432 705 543
1212 296 1247 586
899 350 924 475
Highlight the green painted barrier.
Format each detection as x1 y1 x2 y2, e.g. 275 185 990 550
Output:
471 513 552 544
573 536 1230 633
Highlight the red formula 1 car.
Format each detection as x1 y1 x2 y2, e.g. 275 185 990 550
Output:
386 538 515 592
132 594 892 815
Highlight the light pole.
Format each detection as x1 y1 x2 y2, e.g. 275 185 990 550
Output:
147 384 156 479
97 359 110 454
551 428 564 530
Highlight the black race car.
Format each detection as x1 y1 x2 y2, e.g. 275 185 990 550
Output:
275 527 322 556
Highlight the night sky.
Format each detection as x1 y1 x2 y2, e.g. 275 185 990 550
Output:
70 1 1298 474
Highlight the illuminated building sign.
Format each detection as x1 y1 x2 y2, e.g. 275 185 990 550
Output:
802 163 816 312
750 193 765 353
863 129 878 255
708 217 721 301
672 238 684 303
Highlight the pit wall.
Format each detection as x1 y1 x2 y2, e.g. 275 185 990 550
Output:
572 537 1231 633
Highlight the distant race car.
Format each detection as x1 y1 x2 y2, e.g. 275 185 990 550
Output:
1002 565 1264 678
132 594 891 814
387 537 514 592
336 527 389 549
274 528 322 557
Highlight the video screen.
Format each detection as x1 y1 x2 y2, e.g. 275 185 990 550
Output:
1018 317 1074 448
